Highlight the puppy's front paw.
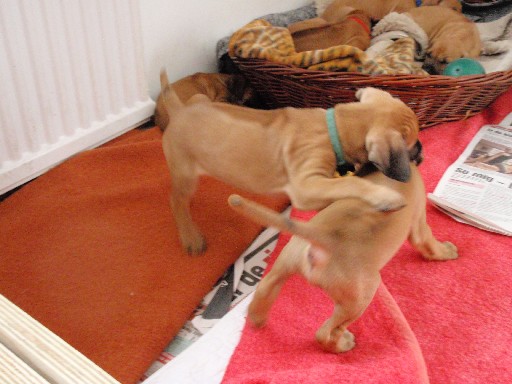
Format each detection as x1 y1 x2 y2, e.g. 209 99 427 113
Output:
366 186 406 212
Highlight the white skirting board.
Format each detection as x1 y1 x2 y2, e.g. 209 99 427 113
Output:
0 100 155 195
0 295 120 384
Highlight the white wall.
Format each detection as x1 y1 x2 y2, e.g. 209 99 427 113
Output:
139 0 310 101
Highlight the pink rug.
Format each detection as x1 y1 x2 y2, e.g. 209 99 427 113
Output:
222 87 512 383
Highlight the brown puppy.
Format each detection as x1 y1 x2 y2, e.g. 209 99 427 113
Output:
154 72 254 131
228 163 458 352
317 0 461 22
406 6 481 62
161 69 420 254
288 7 372 52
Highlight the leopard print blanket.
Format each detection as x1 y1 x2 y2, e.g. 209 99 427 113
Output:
228 19 427 75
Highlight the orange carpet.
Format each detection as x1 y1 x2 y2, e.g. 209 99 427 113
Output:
0 127 288 383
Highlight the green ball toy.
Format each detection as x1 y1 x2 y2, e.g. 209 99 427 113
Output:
442 58 485 77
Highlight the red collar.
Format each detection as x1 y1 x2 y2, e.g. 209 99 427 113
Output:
347 15 371 35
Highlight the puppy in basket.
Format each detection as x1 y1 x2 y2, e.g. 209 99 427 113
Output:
314 0 462 22
154 72 254 131
288 6 372 52
406 6 482 62
228 161 458 352
160 70 421 254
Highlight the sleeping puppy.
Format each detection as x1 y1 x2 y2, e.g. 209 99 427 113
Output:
228 162 458 352
154 72 254 131
315 0 462 22
406 6 481 62
288 7 372 52
160 69 421 254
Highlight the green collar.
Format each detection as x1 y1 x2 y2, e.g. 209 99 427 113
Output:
326 108 346 170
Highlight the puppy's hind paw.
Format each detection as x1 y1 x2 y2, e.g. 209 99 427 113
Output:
335 330 356 353
316 327 355 353
183 235 207 256
248 311 267 328
439 241 458 260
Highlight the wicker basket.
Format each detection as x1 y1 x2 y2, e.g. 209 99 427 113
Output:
233 57 512 129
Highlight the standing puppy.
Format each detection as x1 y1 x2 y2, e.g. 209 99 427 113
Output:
228 163 457 352
161 70 420 254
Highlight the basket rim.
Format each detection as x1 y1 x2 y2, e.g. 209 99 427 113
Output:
232 57 512 86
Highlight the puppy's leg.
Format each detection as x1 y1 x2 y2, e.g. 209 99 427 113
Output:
315 304 356 353
248 267 292 327
248 240 301 327
163 140 206 255
409 210 458 261
290 176 405 212
169 173 207 255
316 276 381 353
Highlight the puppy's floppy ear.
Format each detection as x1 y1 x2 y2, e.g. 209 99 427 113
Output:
437 0 462 12
423 0 462 12
226 75 253 105
366 130 411 182
409 140 423 165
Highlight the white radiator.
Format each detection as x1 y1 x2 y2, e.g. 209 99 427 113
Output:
0 0 155 195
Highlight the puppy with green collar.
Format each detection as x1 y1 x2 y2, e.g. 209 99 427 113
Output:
161 70 421 254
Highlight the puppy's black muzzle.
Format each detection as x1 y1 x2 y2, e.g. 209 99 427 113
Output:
364 140 424 182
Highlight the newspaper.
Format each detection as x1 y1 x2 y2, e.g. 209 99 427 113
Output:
140 207 290 382
428 112 512 236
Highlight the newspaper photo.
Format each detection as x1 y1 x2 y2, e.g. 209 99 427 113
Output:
428 112 512 236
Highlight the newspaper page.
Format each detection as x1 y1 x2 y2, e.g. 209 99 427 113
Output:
428 113 512 236
140 207 290 381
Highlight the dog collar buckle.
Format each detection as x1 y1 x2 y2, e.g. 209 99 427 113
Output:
326 108 349 174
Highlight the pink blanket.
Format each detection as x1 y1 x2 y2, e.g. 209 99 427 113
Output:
222 88 512 383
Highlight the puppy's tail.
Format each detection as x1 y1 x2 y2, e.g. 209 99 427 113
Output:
228 195 326 245
160 68 183 111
